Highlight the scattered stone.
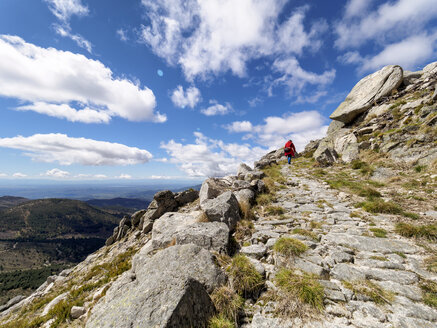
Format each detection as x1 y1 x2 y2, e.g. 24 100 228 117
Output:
70 306 86 319
241 244 267 260
201 191 241 230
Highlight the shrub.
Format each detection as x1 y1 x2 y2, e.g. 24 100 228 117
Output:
211 286 243 321
273 237 308 257
275 269 324 311
228 255 263 296
343 280 394 304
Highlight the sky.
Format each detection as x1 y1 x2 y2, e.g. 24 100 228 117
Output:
0 0 436 183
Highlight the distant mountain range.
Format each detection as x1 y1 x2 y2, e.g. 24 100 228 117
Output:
85 198 149 214
0 196 29 210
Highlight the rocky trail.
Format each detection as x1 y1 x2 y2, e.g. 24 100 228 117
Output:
241 162 437 328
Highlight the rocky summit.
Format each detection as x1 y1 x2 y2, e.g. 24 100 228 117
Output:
0 63 436 328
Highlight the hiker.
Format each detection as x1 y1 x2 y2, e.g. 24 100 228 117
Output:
284 139 296 164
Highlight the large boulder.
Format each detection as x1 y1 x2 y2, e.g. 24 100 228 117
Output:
173 222 230 253
330 65 403 123
313 139 338 166
86 245 224 328
174 189 199 207
237 163 253 177
152 212 198 249
234 188 256 206
199 178 229 204
200 191 241 231
327 120 345 135
139 190 178 233
334 133 359 163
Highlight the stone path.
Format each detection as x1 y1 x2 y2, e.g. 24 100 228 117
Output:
242 165 437 328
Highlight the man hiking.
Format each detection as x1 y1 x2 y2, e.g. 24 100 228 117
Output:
284 139 296 164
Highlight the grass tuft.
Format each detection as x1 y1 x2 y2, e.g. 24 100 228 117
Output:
273 237 308 257
265 205 285 215
343 280 394 304
208 315 235 328
395 222 437 241
228 255 263 296
234 220 255 241
369 228 387 238
275 268 324 311
211 286 243 322
292 228 318 241
420 280 437 308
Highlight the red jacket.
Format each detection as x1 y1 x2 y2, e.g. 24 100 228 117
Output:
284 140 296 157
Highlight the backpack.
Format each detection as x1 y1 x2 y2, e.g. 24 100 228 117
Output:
284 147 291 153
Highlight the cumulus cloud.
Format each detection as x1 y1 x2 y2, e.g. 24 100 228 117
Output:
161 132 268 177
0 134 153 166
171 85 201 108
0 35 164 123
13 173 27 178
336 0 437 49
45 0 93 52
340 33 437 72
271 57 336 96
226 111 328 152
43 168 71 178
75 173 108 179
139 0 331 89
201 100 232 116
225 121 253 133
150 175 172 180
0 173 7 178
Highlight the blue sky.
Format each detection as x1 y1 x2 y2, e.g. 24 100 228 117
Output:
0 0 436 183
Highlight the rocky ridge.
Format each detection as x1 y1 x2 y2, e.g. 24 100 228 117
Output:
0 63 436 328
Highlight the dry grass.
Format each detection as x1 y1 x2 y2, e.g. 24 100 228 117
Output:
234 220 255 241
395 222 437 241
292 228 318 241
211 286 243 323
227 255 264 297
343 280 394 304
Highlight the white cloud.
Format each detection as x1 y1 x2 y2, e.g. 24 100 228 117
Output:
225 121 253 133
171 85 201 108
45 0 93 52
150 175 172 180
344 0 373 19
226 111 328 152
161 132 268 177
0 134 153 166
201 100 232 116
117 29 128 42
0 35 164 123
140 0 329 83
45 0 88 22
54 24 92 53
294 90 327 104
13 173 27 178
75 173 108 179
116 174 132 179
43 168 71 178
271 57 336 96
0 173 7 177
336 0 437 49
340 33 437 72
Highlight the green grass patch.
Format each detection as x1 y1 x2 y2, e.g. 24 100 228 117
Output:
275 269 324 311
211 286 243 322
228 255 264 296
370 256 388 261
292 228 318 241
208 315 235 328
403 212 420 220
309 221 323 229
343 280 394 304
265 205 285 215
256 193 276 206
394 251 407 259
420 280 437 308
356 199 403 215
273 237 308 257
369 228 387 238
425 256 437 273
395 223 437 241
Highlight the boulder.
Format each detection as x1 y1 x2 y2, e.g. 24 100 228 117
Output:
237 163 253 177
327 120 345 135
86 245 224 328
174 189 199 206
131 210 146 227
70 306 86 319
330 65 403 123
422 61 437 77
232 180 252 189
403 70 422 86
42 292 68 316
152 212 198 249
250 179 266 194
313 139 338 166
139 190 178 229
174 222 230 253
200 191 241 231
366 103 391 118
244 170 265 182
433 84 437 101
0 295 25 313
254 149 282 169
199 178 229 204
334 133 359 163
234 188 256 206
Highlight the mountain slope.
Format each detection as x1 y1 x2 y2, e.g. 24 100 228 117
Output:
0 196 29 210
